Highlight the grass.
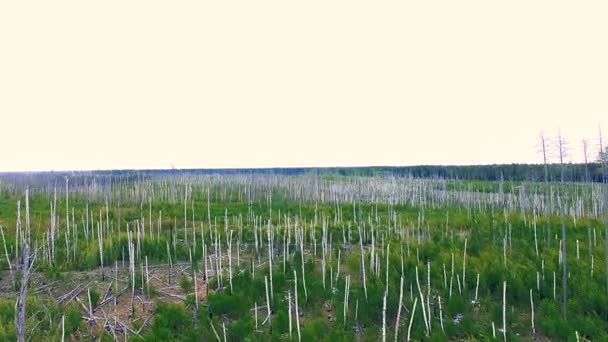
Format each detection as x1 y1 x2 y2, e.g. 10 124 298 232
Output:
0 173 605 340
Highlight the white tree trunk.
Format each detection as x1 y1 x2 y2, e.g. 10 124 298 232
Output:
407 298 418 342
394 275 404 341
294 270 301 342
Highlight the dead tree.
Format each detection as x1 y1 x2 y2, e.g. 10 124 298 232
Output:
357 205 368 301
15 189 36 342
599 124 608 296
582 139 590 182
538 131 552 246
556 130 568 320
15 239 32 342
600 124 606 183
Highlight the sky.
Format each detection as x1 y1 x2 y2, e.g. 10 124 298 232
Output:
1 1 607 172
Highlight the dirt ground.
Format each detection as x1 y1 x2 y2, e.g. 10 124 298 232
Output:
0 262 213 339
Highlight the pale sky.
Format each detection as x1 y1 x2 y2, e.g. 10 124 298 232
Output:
1 1 606 172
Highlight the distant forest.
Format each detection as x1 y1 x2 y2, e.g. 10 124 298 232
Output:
2 163 607 184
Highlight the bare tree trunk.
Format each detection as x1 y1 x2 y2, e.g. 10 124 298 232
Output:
288 291 292 339
540 131 552 247
358 206 367 301
438 295 444 332
406 298 417 342
382 290 387 342
293 270 301 342
462 238 467 290
599 124 608 296
502 281 507 342
582 139 590 182
16 189 33 342
394 275 404 341
605 185 608 297
0 225 12 275
267 221 272 300
343 275 350 325
415 266 429 336
557 131 568 320
560 198 568 319
264 276 271 320
15 241 30 342
530 289 535 336
65 177 69 242
61 314 65 342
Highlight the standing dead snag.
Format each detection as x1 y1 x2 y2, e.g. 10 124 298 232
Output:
194 269 199 328
343 275 350 325
228 230 234 293
264 276 271 322
15 233 32 342
98 220 104 281
128 229 136 315
61 314 65 342
65 177 69 246
462 238 467 291
385 243 390 294
582 138 590 182
415 266 429 336
599 124 608 297
557 130 568 320
530 289 535 336
406 298 418 342
382 290 387 342
293 270 301 342
288 291 292 339
16 189 35 342
254 302 258 331
502 281 507 342
267 220 273 301
394 275 404 342
438 295 444 332
538 131 552 246
605 177 608 296
358 205 368 301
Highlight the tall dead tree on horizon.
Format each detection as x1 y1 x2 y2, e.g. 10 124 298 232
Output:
538 131 552 247
582 139 590 183
539 128 570 320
